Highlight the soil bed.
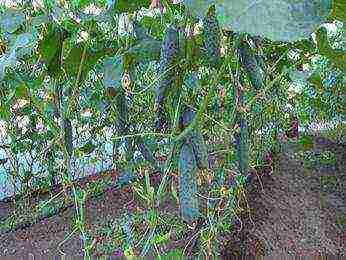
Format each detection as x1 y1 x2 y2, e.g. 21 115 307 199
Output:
0 135 345 257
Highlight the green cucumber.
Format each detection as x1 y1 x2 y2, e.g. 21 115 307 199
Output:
179 142 200 223
188 131 209 170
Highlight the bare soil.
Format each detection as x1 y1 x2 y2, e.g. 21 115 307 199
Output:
0 135 345 257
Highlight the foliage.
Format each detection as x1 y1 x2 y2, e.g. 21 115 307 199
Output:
185 0 332 41
0 0 344 257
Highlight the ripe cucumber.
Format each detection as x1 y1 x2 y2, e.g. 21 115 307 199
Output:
202 4 221 67
63 118 73 156
188 131 209 170
179 142 200 223
155 25 179 132
238 39 264 90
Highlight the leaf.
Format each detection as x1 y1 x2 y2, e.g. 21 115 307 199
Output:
185 0 332 42
308 72 323 91
77 141 96 155
128 37 162 62
13 33 34 49
315 26 346 71
330 0 346 22
39 26 70 78
161 249 184 259
0 50 16 80
0 103 10 120
0 10 25 33
179 142 199 223
103 56 123 89
112 0 150 13
64 46 112 83
287 68 310 85
15 84 28 98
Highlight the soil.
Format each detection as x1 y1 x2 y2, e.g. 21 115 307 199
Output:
0 135 345 257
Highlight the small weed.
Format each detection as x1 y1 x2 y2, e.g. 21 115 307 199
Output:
336 215 346 229
298 135 314 150
296 150 336 169
320 175 338 190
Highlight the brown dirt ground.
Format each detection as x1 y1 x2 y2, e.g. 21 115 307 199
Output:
0 135 345 257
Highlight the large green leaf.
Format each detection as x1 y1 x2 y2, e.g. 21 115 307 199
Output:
128 37 162 62
0 33 35 80
39 27 69 78
315 26 346 71
103 56 123 89
0 10 25 33
185 0 332 42
64 46 115 83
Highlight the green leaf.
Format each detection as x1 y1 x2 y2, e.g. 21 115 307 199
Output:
308 72 323 91
76 141 96 155
185 0 332 42
287 68 310 85
330 0 346 22
0 50 16 80
39 26 70 78
315 26 346 70
64 45 115 83
161 249 184 260
0 103 10 120
15 84 28 98
128 37 161 62
113 0 150 12
103 56 123 88
13 33 34 49
0 10 25 33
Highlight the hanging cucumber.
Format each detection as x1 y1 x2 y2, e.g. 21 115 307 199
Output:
202 4 221 67
188 131 209 170
63 118 73 157
238 39 264 90
235 112 249 175
155 25 179 132
115 90 134 161
178 107 208 169
179 142 200 224
135 136 161 172
233 72 249 175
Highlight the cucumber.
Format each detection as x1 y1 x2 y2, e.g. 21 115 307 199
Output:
188 131 209 170
63 118 73 156
238 39 264 90
202 4 221 67
179 142 200 223
179 107 196 131
155 25 179 132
